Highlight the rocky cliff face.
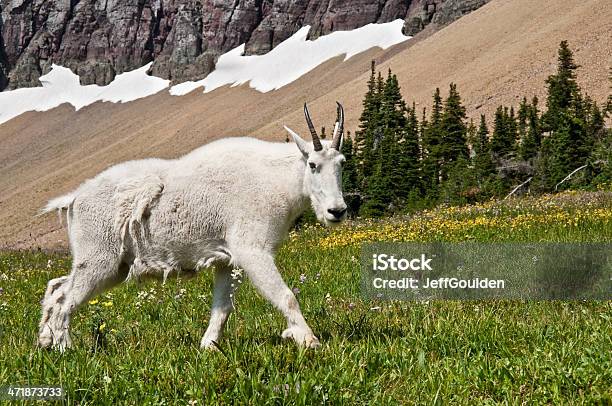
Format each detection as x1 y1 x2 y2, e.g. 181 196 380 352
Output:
0 0 489 91
403 0 488 36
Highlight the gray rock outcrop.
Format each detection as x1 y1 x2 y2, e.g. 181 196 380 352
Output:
0 0 489 91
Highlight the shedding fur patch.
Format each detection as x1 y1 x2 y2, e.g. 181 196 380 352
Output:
196 247 234 270
125 244 233 284
113 175 164 257
111 175 171 283
126 257 179 283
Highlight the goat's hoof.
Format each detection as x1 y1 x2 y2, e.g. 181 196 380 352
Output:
304 335 321 349
54 337 72 353
37 336 53 349
282 327 321 349
200 338 221 351
41 333 72 352
37 326 54 348
39 341 70 352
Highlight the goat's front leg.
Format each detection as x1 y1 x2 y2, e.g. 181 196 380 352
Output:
201 265 233 349
234 248 320 348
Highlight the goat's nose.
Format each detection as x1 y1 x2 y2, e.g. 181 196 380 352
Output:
327 207 347 219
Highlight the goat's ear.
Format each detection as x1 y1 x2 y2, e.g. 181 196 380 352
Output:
284 125 310 158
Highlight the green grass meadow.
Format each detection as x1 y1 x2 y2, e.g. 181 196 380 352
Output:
0 192 611 404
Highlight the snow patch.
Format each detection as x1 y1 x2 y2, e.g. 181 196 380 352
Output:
0 20 409 124
0 63 169 124
171 20 410 95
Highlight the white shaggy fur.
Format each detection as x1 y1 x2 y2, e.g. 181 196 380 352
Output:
38 130 346 351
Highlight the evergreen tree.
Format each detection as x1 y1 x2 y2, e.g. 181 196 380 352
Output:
473 115 495 182
517 97 528 145
594 68 612 185
532 136 555 192
542 40 580 132
431 88 443 126
536 42 593 190
380 71 409 202
584 95 606 143
357 65 414 216
419 107 428 163
376 71 385 121
381 71 406 129
491 106 509 157
520 97 542 160
583 96 608 187
507 106 518 154
361 132 394 217
341 132 361 217
437 84 470 203
341 132 358 192
439 83 469 175
441 156 479 205
590 130 612 186
421 88 444 199
546 111 589 188
490 106 518 158
397 105 421 200
354 61 382 187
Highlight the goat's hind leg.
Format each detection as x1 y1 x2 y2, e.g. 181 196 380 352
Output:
38 256 127 351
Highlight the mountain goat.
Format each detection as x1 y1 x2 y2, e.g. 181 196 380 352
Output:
38 103 347 351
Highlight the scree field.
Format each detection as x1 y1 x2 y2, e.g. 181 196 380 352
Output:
1 191 611 404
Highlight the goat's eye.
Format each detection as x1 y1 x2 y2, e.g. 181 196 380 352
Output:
309 162 317 170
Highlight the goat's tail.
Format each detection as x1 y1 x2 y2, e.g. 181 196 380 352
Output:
38 192 76 227
41 193 76 214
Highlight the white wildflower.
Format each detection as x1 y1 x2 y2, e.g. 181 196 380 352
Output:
231 268 243 280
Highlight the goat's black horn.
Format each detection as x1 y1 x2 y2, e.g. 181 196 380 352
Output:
304 103 323 152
